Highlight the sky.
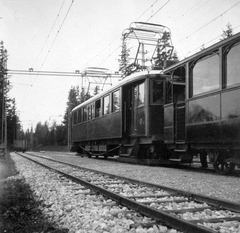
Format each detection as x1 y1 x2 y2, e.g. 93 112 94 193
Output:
0 0 240 131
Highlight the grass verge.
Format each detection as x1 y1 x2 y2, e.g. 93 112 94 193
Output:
0 152 68 233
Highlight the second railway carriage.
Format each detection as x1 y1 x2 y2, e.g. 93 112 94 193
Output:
163 31 240 174
71 69 182 161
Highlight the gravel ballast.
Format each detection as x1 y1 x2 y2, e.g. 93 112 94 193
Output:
44 153 240 203
11 153 183 233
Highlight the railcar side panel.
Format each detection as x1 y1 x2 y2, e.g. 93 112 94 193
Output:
72 112 122 142
163 104 174 143
149 105 164 141
186 94 221 143
130 106 146 136
221 87 240 144
72 123 88 142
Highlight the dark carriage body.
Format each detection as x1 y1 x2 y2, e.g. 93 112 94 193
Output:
71 71 169 160
163 32 240 173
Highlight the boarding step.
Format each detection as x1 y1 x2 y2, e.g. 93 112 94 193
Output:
119 153 131 157
169 149 192 164
174 149 187 153
169 159 181 162
175 141 186 144
120 139 139 157
124 144 135 147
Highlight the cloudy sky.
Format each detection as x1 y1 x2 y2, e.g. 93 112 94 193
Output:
1 0 240 130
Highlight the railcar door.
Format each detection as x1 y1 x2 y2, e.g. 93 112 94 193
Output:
122 87 132 137
122 80 146 137
174 84 186 142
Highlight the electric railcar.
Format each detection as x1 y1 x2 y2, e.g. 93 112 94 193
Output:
71 32 240 175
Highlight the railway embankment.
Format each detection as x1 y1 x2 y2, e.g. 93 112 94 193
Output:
0 152 68 233
2 152 240 232
44 152 240 203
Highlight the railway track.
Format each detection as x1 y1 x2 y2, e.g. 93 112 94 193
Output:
17 152 240 233
30 151 240 177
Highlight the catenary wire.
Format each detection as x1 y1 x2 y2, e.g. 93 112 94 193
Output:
175 0 240 46
31 0 66 69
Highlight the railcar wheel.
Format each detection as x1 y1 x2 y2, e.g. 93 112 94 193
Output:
213 154 235 175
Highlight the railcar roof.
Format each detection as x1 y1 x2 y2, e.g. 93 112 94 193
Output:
72 70 162 112
163 31 240 74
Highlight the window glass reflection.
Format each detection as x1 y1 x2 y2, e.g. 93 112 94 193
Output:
227 43 240 87
193 54 219 95
103 95 110 115
112 90 120 112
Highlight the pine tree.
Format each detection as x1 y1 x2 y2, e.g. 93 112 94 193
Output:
118 40 130 78
62 86 80 127
221 22 233 40
1 40 19 147
93 86 100 96
200 44 205 51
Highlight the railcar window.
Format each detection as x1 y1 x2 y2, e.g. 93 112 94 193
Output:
73 111 77 125
193 54 219 95
226 43 240 87
112 90 120 112
134 82 145 107
77 109 81 123
83 107 87 122
87 105 92 120
138 83 145 106
103 95 110 115
151 80 163 104
95 99 101 118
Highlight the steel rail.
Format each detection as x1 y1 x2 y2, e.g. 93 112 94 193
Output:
25 152 240 213
17 152 223 233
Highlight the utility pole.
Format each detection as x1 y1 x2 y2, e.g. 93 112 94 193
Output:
68 107 71 151
0 41 6 157
4 97 7 151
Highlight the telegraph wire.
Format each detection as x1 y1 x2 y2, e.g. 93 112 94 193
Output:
21 0 75 116
184 23 240 57
30 0 162 126
21 0 67 115
146 0 171 22
31 0 66 69
175 0 240 46
30 0 74 86
98 45 122 67
184 0 227 30
135 0 159 21
39 0 74 71
171 0 210 26
96 0 170 68
82 0 161 70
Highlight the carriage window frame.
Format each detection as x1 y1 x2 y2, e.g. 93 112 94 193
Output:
133 82 145 108
112 89 120 113
138 82 145 107
226 42 240 87
87 104 94 121
150 79 164 104
192 53 220 96
73 111 78 125
82 107 87 122
103 95 110 115
77 109 82 124
95 99 101 118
